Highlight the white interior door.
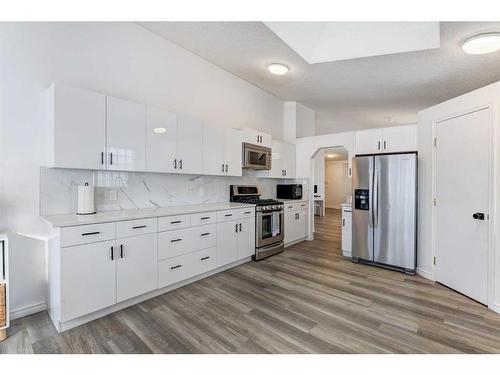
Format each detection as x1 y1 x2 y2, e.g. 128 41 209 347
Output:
435 108 490 304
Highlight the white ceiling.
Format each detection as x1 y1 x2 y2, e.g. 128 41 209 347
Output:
264 22 441 63
138 22 500 134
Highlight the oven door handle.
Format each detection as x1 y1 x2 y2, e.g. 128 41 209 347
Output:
257 210 284 216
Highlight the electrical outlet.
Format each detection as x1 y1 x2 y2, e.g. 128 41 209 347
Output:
109 189 118 201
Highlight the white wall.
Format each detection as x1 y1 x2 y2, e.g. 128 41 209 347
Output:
296 102 315 138
313 150 325 197
417 80 500 312
325 160 351 209
0 22 285 315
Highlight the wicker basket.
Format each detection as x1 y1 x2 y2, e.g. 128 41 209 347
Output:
0 283 6 328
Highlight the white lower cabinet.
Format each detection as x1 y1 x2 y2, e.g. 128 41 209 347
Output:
61 240 117 322
116 233 158 303
284 201 309 245
341 207 352 258
50 207 255 332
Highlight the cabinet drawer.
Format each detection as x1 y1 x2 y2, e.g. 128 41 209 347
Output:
217 210 239 222
158 227 193 260
116 218 157 238
158 247 216 289
284 201 308 212
61 222 116 247
192 224 217 252
158 214 191 232
237 207 255 219
190 212 216 226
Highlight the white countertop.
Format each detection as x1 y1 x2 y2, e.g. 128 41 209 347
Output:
341 203 352 207
42 202 256 228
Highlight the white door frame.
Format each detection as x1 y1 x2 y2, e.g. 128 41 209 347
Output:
431 103 496 308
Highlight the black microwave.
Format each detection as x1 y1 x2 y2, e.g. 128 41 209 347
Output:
276 184 303 200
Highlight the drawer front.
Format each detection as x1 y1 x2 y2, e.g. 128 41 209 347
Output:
284 202 299 212
190 212 216 226
158 247 217 289
216 210 239 222
61 222 116 247
192 224 217 251
297 202 309 210
158 253 193 288
116 218 157 238
158 214 191 232
158 228 193 260
192 247 217 276
237 207 255 219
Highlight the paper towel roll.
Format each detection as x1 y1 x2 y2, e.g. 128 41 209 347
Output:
77 183 96 215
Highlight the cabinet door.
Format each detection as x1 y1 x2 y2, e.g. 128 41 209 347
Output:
225 128 242 176
106 96 146 171
237 218 256 259
298 209 309 239
116 233 157 303
216 220 239 267
282 142 296 178
355 128 383 155
61 240 116 321
341 213 352 254
284 210 298 244
268 140 284 178
382 125 417 153
146 106 177 173
259 132 272 148
203 124 226 175
177 114 203 174
52 84 106 170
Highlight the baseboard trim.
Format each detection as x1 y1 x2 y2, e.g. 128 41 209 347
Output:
11 301 47 320
284 237 308 248
416 267 433 280
489 303 500 314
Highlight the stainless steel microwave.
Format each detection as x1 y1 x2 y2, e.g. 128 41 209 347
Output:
242 142 272 170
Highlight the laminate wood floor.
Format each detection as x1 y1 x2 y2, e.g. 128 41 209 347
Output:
3 209 500 354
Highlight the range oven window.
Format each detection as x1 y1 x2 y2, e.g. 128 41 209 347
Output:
248 150 268 167
260 212 282 239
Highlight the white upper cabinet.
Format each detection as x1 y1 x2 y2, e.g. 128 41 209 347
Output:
203 124 226 175
259 140 296 178
48 84 106 170
355 128 384 155
281 141 296 178
106 96 146 171
224 128 242 176
146 106 177 173
382 125 417 153
355 125 417 155
242 128 272 148
176 114 203 174
203 126 242 176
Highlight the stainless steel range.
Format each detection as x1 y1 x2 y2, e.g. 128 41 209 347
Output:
230 185 284 260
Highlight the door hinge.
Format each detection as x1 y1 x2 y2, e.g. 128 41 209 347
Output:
434 137 437 147
433 256 437 266
433 198 437 206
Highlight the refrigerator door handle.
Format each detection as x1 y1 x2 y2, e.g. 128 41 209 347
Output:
373 161 379 228
368 157 374 228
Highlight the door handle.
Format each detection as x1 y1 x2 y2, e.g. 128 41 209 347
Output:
342 218 345 227
473 212 485 220
377 141 381 150
239 223 242 231
235 224 238 232
110 152 113 165
174 159 177 169
120 244 123 258
383 140 387 150
179 159 183 170
110 246 114 261
101 151 104 165
222 163 225 172
225 164 228 172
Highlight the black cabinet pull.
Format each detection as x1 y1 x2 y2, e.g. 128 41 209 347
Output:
473 212 485 220
170 238 182 243
200 216 210 220
82 231 100 236
110 152 113 165
170 264 182 270
222 163 225 172
132 225 146 229
225 164 228 172
110 246 114 261
239 223 242 231
174 159 177 169
383 140 387 150
235 224 238 232
120 244 123 258
170 220 182 224
179 159 183 170
201 256 210 261
377 141 381 150
200 232 210 236
101 151 104 165
244 211 252 214
342 218 345 227
225 213 233 217
257 135 259 143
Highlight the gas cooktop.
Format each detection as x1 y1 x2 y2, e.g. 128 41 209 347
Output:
234 198 283 206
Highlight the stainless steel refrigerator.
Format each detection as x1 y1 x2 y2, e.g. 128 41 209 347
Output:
352 152 417 274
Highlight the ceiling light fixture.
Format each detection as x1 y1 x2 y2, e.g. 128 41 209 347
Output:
267 63 289 75
153 127 166 134
326 154 336 158
462 32 500 54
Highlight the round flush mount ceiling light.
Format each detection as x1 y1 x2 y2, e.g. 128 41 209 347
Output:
326 153 336 158
462 32 500 54
153 127 166 134
267 63 289 75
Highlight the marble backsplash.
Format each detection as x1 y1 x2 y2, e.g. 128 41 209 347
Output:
40 167 308 216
